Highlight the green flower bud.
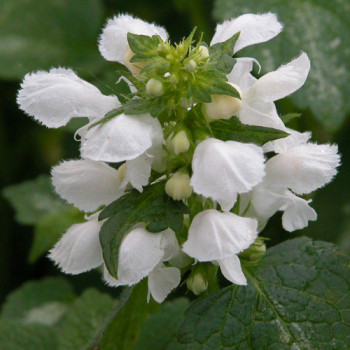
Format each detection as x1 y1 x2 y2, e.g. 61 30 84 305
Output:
165 171 193 200
198 45 209 58
203 83 242 121
240 238 267 262
185 59 196 72
187 270 208 295
146 78 163 97
167 130 190 155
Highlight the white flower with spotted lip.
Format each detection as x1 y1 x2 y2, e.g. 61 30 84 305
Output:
190 138 265 211
183 210 258 285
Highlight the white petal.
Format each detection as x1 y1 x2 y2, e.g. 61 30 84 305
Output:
183 210 258 261
218 255 247 285
99 14 167 62
80 114 163 163
250 184 286 225
238 100 286 130
263 129 311 153
211 13 283 53
123 154 152 192
148 264 181 303
265 143 340 194
246 53 311 102
48 218 103 274
160 229 180 261
52 159 123 212
17 68 119 128
227 57 257 91
116 227 165 286
281 191 317 232
191 138 265 211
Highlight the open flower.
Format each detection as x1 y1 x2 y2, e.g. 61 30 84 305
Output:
191 138 265 211
248 141 340 231
227 53 311 129
17 68 119 128
104 227 181 303
183 210 258 285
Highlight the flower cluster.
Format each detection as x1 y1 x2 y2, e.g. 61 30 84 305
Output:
17 13 340 302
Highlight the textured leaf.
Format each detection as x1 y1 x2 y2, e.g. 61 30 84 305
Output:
209 32 240 74
99 182 188 278
0 0 104 80
128 33 161 61
178 237 350 349
135 298 190 350
0 321 58 350
58 289 114 350
213 0 350 132
29 207 84 263
189 69 240 102
211 116 289 145
1 277 75 320
2 175 67 225
101 281 159 350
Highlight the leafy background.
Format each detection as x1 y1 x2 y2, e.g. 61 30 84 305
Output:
0 0 349 348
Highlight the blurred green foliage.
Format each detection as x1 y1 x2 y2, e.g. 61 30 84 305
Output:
1 0 350 344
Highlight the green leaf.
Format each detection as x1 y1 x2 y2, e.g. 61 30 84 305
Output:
1 277 75 320
178 237 350 349
58 289 114 350
0 0 104 80
128 33 161 61
135 298 190 350
2 175 67 225
141 56 171 76
189 70 240 102
101 281 159 350
99 182 188 278
29 207 85 263
209 32 240 74
213 0 350 132
211 116 289 145
281 113 302 124
0 321 58 350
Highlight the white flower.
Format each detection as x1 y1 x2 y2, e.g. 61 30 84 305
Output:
191 138 265 211
104 227 181 303
80 113 163 163
211 13 283 54
51 159 124 212
17 68 119 128
49 213 104 274
98 14 167 62
249 142 340 231
227 53 311 129
183 210 258 285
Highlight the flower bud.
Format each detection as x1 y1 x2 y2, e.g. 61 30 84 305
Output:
186 270 208 295
117 163 126 184
165 171 193 200
203 83 242 121
239 238 266 262
146 78 163 97
167 130 190 155
198 45 209 58
185 59 196 72
124 45 147 77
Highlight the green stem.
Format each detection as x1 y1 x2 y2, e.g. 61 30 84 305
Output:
86 287 132 350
